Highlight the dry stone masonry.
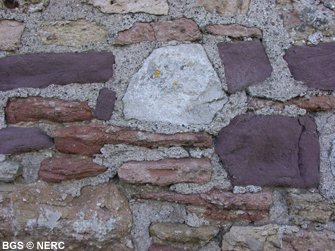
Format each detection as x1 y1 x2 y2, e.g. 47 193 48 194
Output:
1 0 335 250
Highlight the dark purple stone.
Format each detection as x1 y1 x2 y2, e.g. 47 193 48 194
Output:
0 52 115 91
283 42 335 90
93 88 117 120
0 127 54 154
214 115 320 188
217 40 272 93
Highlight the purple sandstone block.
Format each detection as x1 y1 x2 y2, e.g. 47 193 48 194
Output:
93 88 117 120
217 40 273 93
0 127 54 154
0 52 115 91
214 115 320 188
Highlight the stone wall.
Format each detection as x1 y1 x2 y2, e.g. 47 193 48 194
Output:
1 0 335 250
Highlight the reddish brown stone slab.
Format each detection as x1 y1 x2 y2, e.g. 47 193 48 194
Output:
149 243 185 251
118 158 211 186
206 24 262 38
0 52 114 91
115 22 155 45
214 115 320 187
203 208 269 222
93 88 116 120
217 40 272 93
52 124 212 155
39 155 107 182
283 42 335 90
5 97 92 123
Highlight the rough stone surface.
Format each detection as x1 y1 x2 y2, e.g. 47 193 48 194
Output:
0 181 132 250
0 161 21 182
149 243 184 251
118 158 211 186
123 44 227 125
52 124 212 155
206 24 262 38
5 97 93 123
215 115 320 187
88 0 169 15
0 127 54 155
284 42 335 90
37 20 107 47
115 22 156 45
0 52 114 91
218 41 272 93
93 88 117 121
0 0 49 12
150 223 219 250
196 0 250 17
39 155 108 182
0 20 25 51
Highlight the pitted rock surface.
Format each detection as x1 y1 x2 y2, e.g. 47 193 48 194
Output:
196 0 250 17
0 20 25 51
93 88 116 121
215 115 320 187
123 44 227 125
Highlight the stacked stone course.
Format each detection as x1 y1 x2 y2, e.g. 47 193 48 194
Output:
1 0 335 250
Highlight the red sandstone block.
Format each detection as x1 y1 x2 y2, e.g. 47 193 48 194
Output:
206 24 262 38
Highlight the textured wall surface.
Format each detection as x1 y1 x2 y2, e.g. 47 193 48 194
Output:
1 0 335 250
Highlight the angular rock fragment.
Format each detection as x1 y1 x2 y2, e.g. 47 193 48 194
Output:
118 158 211 186
0 52 114 91
115 22 155 45
0 127 54 155
0 161 21 182
52 124 212 155
0 20 25 51
39 155 107 182
5 97 92 123
217 40 272 93
196 0 250 17
206 24 262 38
93 88 116 120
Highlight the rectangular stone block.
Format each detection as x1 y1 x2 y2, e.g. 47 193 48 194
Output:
93 88 116 121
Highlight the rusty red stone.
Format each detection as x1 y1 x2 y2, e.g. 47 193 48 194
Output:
206 24 262 38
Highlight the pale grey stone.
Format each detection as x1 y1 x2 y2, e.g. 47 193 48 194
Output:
0 161 21 182
270 190 289 225
308 31 323 45
233 186 247 194
329 139 335 177
122 44 227 125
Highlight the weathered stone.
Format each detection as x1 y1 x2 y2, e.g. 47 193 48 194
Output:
206 24 262 38
88 0 169 15
0 161 21 182
0 0 49 12
118 158 211 186
196 0 250 17
0 52 114 91
115 22 155 45
0 127 54 155
123 44 227 125
149 243 184 251
52 124 212 155
39 155 107 182
37 20 107 47
202 208 269 222
0 181 132 250
217 40 272 93
0 20 25 51
215 115 320 187
150 223 219 250
284 42 335 90
5 97 93 123
93 88 116 121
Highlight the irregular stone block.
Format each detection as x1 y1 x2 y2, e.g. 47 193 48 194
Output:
217 40 272 93
93 88 116 121
149 243 184 251
52 124 212 155
196 0 250 17
39 155 107 182
0 52 114 91
37 20 107 48
0 127 54 155
0 20 25 51
115 22 156 45
5 97 92 123
88 0 169 15
118 158 211 186
202 208 269 222
214 115 320 187
283 42 335 90
0 161 21 182
123 44 227 125
206 24 262 38
0 0 49 12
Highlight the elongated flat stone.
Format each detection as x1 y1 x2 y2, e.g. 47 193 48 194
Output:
52 124 212 155
206 24 262 38
118 158 211 186
0 52 114 91
196 0 250 17
93 88 116 120
5 97 92 123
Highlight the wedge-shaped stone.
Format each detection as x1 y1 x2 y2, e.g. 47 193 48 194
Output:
215 115 320 187
5 97 92 123
284 42 335 90
206 24 262 38
118 158 211 186
39 155 107 182
0 52 114 91
196 0 250 17
218 40 272 93
52 124 212 155
0 20 25 51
